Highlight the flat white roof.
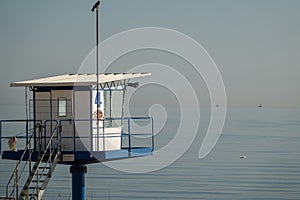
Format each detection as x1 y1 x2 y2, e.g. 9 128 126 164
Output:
10 73 151 87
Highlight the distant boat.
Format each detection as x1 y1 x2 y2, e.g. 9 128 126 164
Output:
258 104 262 108
240 155 247 159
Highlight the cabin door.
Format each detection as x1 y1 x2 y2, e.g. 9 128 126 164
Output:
51 90 73 151
35 91 51 152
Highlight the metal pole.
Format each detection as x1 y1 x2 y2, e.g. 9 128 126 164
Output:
92 0 100 151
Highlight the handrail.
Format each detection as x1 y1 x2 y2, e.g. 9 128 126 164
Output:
1 117 152 198
1 117 153 159
38 123 60 163
58 116 152 122
30 123 61 197
59 116 154 152
5 128 34 198
0 119 42 154
43 120 58 151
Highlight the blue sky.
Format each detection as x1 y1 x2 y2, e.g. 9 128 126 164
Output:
0 0 299 107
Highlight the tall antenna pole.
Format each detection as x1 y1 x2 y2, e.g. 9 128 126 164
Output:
69 3 101 200
92 1 100 150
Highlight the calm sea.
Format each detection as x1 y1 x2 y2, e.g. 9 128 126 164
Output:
1 105 300 200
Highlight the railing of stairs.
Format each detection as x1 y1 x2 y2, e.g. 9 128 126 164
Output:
5 127 35 200
4 121 61 200
23 122 61 200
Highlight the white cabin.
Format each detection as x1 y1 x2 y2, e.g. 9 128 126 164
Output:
3 73 153 163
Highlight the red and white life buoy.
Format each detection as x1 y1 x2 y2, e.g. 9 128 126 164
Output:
93 109 104 121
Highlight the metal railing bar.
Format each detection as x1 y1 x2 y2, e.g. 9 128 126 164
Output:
29 123 60 197
5 129 34 198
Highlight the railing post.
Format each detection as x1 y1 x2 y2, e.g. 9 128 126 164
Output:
26 119 28 147
73 120 76 153
57 122 59 150
39 123 42 155
151 117 154 151
120 118 123 149
58 123 62 154
29 142 32 176
44 121 47 151
128 119 131 152
50 134 52 156
6 180 8 198
102 120 105 151
15 168 18 200
72 120 76 152
0 121 2 155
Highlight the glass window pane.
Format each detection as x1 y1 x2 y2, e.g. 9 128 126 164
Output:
58 98 67 117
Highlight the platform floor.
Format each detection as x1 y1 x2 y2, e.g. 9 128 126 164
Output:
1 147 153 164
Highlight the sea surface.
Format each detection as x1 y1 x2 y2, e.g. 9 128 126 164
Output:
1 105 300 200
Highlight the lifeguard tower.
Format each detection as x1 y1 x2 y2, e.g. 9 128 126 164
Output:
0 73 154 200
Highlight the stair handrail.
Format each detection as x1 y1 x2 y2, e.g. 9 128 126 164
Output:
28 123 61 198
5 128 35 198
38 123 61 164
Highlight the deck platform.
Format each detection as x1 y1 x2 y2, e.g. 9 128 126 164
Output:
2 147 152 164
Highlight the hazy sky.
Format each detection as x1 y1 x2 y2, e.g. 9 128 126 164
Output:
0 0 299 107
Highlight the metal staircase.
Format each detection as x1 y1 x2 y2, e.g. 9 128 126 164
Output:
3 123 61 200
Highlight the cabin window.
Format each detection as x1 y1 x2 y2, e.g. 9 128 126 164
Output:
58 97 67 117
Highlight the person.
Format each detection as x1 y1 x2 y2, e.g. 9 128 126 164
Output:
8 136 17 151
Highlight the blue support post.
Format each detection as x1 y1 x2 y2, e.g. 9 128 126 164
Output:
70 165 87 200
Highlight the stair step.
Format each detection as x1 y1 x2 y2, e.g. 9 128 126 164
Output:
38 166 51 170
20 192 38 197
15 149 59 200
32 180 45 182
28 186 41 190
36 172 49 175
32 166 51 172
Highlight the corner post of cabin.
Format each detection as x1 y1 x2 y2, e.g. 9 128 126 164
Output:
33 87 37 152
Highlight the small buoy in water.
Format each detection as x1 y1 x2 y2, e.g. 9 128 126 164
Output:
240 155 247 159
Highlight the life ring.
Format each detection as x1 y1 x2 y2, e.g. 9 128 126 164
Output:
93 109 104 121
